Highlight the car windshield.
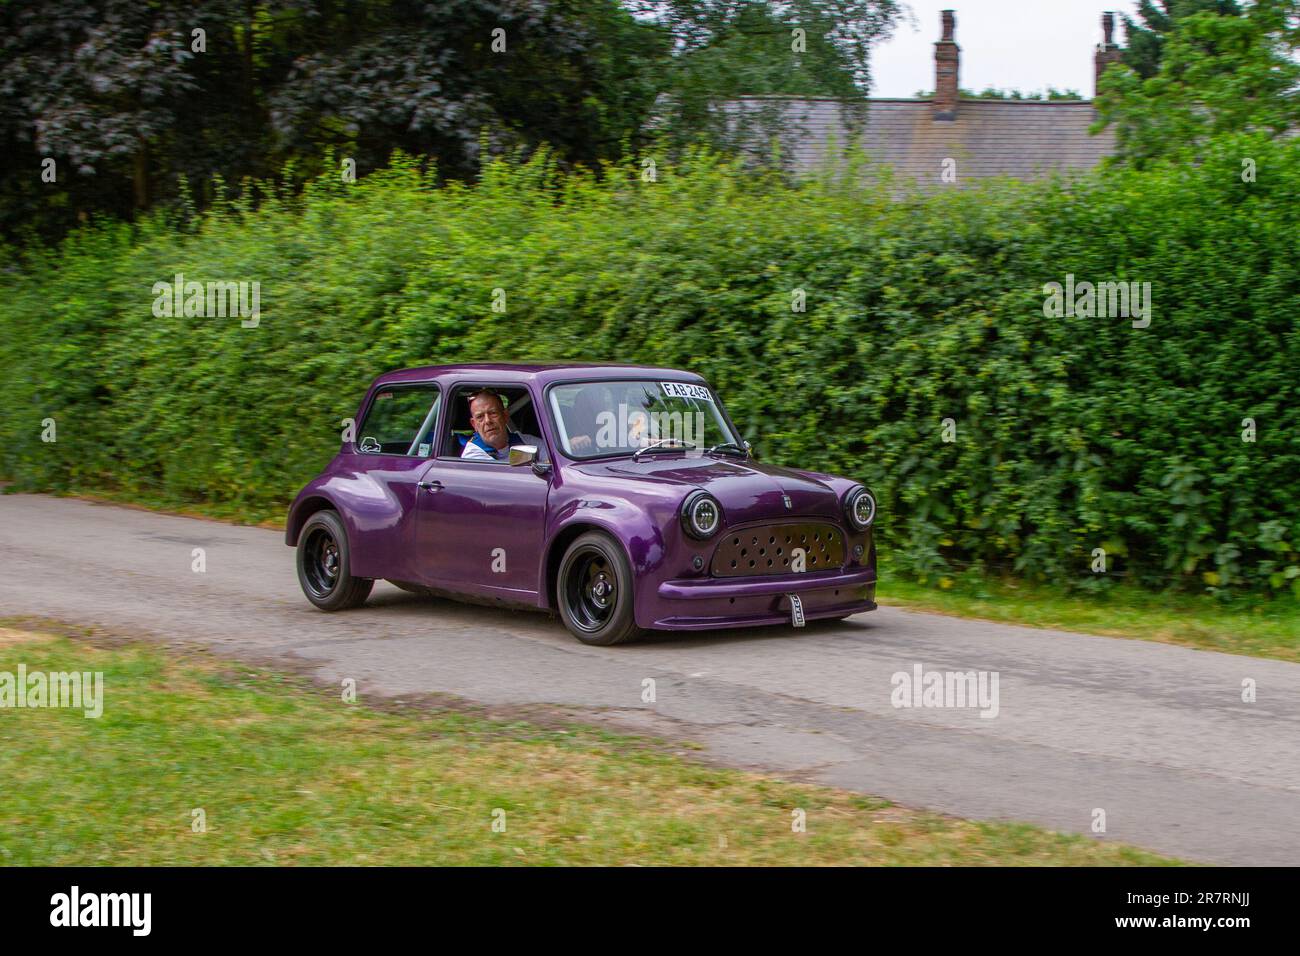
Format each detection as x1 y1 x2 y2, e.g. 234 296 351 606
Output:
549 380 740 460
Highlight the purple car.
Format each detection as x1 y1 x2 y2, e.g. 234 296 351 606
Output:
286 363 877 645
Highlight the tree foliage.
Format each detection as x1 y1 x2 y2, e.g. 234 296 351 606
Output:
1121 0 1245 78
0 0 902 241
911 87 1084 101
1097 0 1300 165
632 0 898 156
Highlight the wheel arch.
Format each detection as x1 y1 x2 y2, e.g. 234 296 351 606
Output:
544 520 634 613
285 494 339 546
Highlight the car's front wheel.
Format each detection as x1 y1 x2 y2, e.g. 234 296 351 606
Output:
297 510 373 611
556 531 643 646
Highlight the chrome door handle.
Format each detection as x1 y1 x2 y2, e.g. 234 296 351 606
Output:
418 480 443 493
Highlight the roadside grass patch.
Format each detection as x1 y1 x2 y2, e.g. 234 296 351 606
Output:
880 568 1300 663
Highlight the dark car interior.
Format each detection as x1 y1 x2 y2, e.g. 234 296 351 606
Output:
441 385 544 459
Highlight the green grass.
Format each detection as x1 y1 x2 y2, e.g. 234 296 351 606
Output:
879 562 1300 663
0 627 1179 866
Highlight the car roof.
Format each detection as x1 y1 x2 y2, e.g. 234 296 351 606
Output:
371 362 710 389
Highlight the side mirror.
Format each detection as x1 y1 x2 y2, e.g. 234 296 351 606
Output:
510 444 552 476
508 444 538 466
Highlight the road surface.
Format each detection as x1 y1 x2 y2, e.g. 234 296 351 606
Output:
1 493 1296 864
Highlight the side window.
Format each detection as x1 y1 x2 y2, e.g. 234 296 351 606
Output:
357 386 440 456
444 385 545 459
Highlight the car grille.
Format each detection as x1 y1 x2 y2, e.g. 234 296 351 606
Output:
711 523 845 577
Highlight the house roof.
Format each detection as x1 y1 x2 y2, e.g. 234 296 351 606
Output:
739 96 1116 185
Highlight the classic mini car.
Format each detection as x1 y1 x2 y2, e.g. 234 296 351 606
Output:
286 363 877 645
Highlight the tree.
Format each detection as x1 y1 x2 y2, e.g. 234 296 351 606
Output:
1121 0 1244 79
266 0 669 182
0 0 667 241
0 0 216 233
628 0 901 157
0 0 901 241
1096 0 1300 166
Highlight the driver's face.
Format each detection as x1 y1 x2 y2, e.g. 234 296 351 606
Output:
470 394 508 448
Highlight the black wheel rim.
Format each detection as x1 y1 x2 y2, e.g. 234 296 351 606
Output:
303 527 341 598
563 547 617 633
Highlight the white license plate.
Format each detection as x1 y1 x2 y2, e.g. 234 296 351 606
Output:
788 593 805 628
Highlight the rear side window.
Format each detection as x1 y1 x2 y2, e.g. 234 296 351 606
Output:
357 385 440 456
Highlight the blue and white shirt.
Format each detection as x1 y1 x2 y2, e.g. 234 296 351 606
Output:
460 430 541 461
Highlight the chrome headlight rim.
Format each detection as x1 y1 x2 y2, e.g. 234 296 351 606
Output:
681 491 722 540
844 486 876 531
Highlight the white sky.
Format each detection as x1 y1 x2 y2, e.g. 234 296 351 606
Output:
869 0 1144 97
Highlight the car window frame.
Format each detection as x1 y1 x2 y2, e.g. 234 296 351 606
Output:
353 381 442 459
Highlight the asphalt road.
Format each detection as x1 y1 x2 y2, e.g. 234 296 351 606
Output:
2 493 1297 865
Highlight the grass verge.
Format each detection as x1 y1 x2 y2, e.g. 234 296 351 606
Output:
0 626 1178 866
880 567 1300 663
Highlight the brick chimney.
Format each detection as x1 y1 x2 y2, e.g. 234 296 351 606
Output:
1094 12 1123 96
933 9 959 120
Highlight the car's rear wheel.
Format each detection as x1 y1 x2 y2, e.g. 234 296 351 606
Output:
556 531 643 646
297 510 373 611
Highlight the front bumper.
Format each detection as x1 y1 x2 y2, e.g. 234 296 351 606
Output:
648 566 876 630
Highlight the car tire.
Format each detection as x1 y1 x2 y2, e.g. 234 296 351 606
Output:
297 510 374 611
556 531 643 646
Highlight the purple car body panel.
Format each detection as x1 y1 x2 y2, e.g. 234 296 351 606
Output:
286 363 877 631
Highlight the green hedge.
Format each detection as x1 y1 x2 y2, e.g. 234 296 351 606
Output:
2 141 1298 595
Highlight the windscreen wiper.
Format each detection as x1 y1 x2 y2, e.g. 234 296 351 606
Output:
704 441 748 458
632 439 697 460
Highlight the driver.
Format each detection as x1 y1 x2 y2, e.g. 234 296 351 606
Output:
461 390 542 461
567 384 651 454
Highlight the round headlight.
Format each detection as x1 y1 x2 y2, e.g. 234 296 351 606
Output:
845 487 876 530
682 492 722 539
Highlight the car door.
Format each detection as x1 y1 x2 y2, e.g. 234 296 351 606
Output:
412 384 551 603
346 382 442 582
